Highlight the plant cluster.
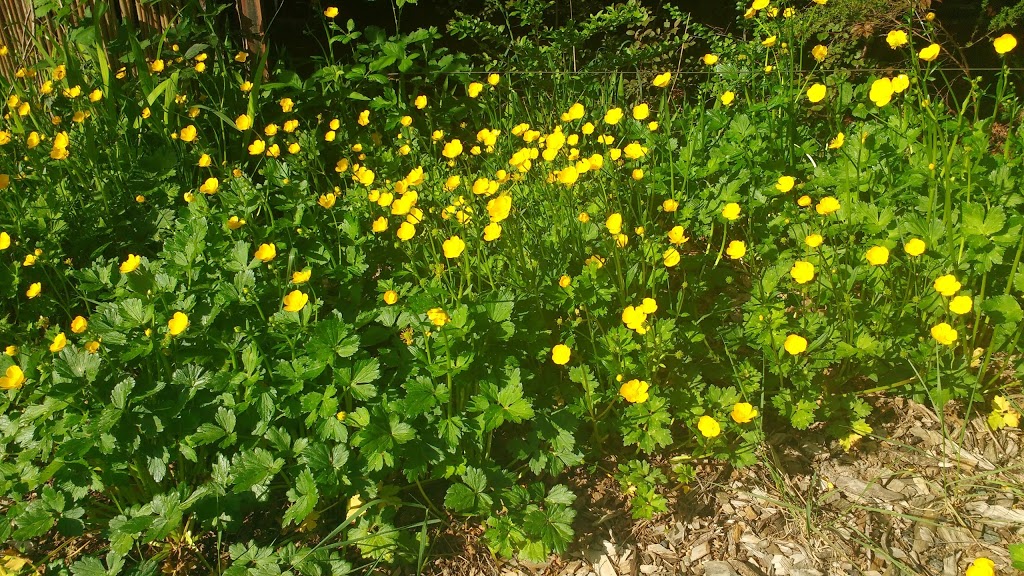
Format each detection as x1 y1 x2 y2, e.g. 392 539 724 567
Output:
0 0 1021 572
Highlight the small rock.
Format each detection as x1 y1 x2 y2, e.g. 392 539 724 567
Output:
690 542 709 562
703 560 738 576
595 555 617 576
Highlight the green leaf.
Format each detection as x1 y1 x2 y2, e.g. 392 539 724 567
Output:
230 448 284 494
14 500 56 540
1009 543 1024 570
283 469 319 527
982 295 1023 326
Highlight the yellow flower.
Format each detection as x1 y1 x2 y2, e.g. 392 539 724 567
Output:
621 305 648 332
280 98 295 112
652 72 671 87
790 261 814 284
806 83 826 103
965 557 995 576
179 124 198 142
632 103 650 120
85 341 100 354
292 269 312 284
762 35 777 47
0 232 9 249
661 199 679 213
702 53 719 65
918 43 941 62
933 274 961 296
776 176 796 192
668 226 689 245
483 223 501 241
697 415 721 438
89 88 103 102
731 403 758 423
623 142 645 159
318 193 336 209
0 365 25 389
235 114 252 131
663 247 681 268
49 332 67 353
721 91 735 106
120 253 142 272
228 216 246 230
442 139 463 159
168 312 189 336
828 133 845 149
631 169 644 181
619 379 649 403
63 85 82 98
811 44 827 62
551 344 571 365
869 77 894 106
442 235 466 258
71 315 88 334
487 73 500 86
558 275 571 288
993 33 1017 55
805 234 823 248
324 6 338 17
4 346 17 357
26 282 41 299
891 74 910 93
199 177 219 195
397 222 416 241
605 213 623 235
816 196 840 215
283 290 309 312
467 82 484 97
784 334 808 355
248 139 266 155
903 238 925 256
949 295 973 315
752 0 768 9
930 322 957 346
198 153 212 167
865 246 889 266
641 298 658 314
255 243 277 262
558 166 579 186
726 240 746 259
604 107 623 125
722 202 741 221
886 30 908 49
427 308 449 327
24 254 36 266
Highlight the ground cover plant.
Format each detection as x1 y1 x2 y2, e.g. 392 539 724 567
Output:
1 0 1022 573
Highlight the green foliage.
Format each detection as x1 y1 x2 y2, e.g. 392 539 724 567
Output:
1 0 1023 572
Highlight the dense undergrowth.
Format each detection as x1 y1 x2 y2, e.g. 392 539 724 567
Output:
1 0 1022 573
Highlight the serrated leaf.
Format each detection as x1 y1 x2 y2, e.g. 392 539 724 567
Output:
231 448 284 493
283 469 319 527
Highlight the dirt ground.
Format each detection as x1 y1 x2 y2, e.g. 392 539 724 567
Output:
428 397 1024 576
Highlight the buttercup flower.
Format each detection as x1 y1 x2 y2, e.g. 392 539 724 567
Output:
604 107 624 125
49 332 67 353
703 54 719 65
443 235 466 259
732 402 758 423
632 103 650 120
551 344 571 365
931 322 957 346
721 91 735 106
965 557 995 576
71 316 88 334
283 290 309 312
228 216 246 230
664 247 681 267
918 43 941 62
26 282 41 299
829 133 845 149
811 45 827 62
816 196 841 215
886 30 908 49
806 83 826 103
324 6 338 17
784 334 808 355
865 246 889 266
427 308 449 327
168 312 189 336
467 82 484 97
904 238 926 256
869 77 894 106
397 222 416 241
318 193 336 209
621 306 648 332
652 72 671 87
662 199 679 212
993 33 1017 55
805 234 823 248
415 94 427 109
199 177 219 195
619 379 649 403
255 243 277 262
0 365 25 389
606 213 623 235
0 232 9 249
292 269 311 284
934 274 961 296
722 202 741 220
891 74 910 93
790 261 815 284
442 139 463 159
179 125 197 142
726 240 746 260
698 415 721 438
949 295 972 315
120 254 142 273
776 176 796 192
